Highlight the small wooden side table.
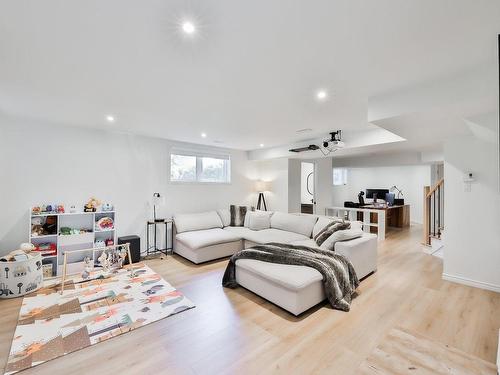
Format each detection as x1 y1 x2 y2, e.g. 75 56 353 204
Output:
146 219 173 257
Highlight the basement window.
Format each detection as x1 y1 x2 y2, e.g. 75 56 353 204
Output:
170 151 231 183
333 168 348 186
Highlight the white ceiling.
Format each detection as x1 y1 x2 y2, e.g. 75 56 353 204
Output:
0 0 499 151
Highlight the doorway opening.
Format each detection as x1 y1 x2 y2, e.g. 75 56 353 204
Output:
301 162 315 214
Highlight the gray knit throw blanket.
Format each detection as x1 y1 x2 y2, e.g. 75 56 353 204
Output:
222 242 359 312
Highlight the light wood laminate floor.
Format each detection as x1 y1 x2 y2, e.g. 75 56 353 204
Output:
0 225 498 374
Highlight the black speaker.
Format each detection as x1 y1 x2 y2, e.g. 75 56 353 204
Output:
118 235 141 264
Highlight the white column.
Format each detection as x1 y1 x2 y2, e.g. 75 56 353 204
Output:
377 210 386 241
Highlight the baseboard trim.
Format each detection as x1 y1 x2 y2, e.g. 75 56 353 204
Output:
442 273 500 293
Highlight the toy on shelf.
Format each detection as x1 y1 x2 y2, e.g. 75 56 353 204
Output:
69 205 77 213
105 238 114 246
94 240 106 248
43 216 57 235
84 197 101 212
30 217 44 237
31 216 57 236
56 205 65 213
31 206 41 215
59 227 90 235
33 243 57 256
42 264 53 278
101 203 114 212
96 217 114 231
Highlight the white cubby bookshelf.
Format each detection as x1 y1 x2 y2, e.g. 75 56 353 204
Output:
29 210 116 277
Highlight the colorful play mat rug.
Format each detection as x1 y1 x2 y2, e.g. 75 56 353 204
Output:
4 263 195 374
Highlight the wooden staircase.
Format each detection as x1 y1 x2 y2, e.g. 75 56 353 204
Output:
423 178 444 246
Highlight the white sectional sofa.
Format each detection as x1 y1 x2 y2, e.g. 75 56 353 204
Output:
173 210 377 315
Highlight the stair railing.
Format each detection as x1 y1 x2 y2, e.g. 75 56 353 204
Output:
423 178 444 246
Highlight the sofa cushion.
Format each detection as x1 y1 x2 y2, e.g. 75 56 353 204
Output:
223 226 255 237
312 216 342 237
236 259 322 291
230 205 254 226
245 211 272 231
224 226 308 244
320 228 364 250
217 209 231 227
174 211 223 233
242 228 309 244
270 212 318 237
176 228 241 250
290 238 320 248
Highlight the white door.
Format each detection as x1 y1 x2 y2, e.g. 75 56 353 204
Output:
301 162 316 214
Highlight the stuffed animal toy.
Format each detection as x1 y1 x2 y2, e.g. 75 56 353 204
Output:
69 205 77 213
84 197 101 212
32 206 41 215
57 205 65 213
20 243 35 253
31 217 44 236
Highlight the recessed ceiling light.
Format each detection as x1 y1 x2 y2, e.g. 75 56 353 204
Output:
316 90 328 101
201 132 207 138
296 128 312 133
106 115 115 123
259 144 265 148
182 21 196 35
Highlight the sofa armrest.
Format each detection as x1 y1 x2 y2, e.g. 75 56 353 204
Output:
334 233 377 279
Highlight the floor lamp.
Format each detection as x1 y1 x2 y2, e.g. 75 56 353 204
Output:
255 180 271 211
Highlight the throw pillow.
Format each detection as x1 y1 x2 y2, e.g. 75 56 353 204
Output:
230 205 254 227
245 211 272 230
320 228 364 250
313 219 344 241
314 221 350 247
216 209 231 227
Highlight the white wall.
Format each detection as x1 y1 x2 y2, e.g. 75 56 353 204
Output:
287 159 301 213
314 158 334 215
443 137 500 292
0 117 256 255
251 158 289 212
331 165 431 223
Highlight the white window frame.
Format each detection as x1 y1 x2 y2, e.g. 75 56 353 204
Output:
170 149 231 184
333 168 348 186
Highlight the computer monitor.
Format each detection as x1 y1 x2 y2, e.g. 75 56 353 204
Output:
366 189 390 201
